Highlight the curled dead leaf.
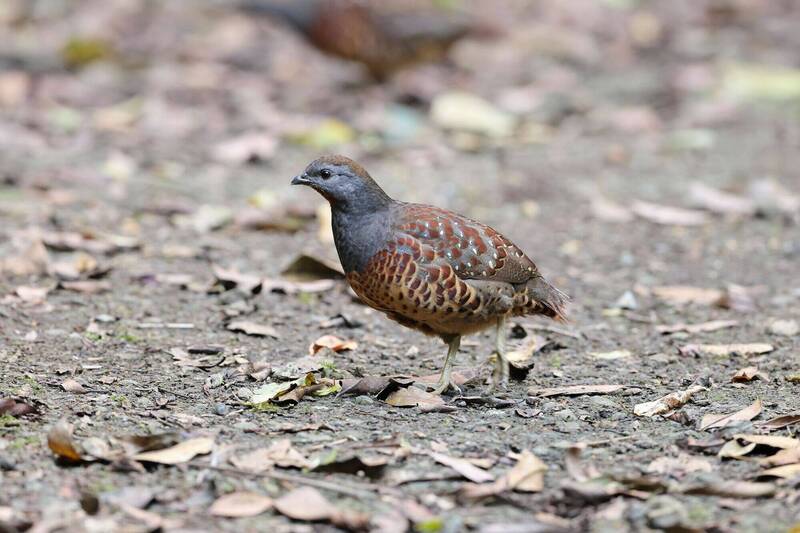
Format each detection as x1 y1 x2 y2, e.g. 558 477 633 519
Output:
699 398 763 430
47 419 84 462
634 384 706 417
309 335 357 355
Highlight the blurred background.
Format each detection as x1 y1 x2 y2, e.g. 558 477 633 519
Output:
1 0 799 300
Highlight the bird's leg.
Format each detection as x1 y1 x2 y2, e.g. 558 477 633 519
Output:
488 316 510 393
432 335 461 395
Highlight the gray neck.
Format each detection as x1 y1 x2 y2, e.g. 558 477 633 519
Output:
331 206 392 273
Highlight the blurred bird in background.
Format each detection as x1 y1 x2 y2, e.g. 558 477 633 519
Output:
239 0 486 80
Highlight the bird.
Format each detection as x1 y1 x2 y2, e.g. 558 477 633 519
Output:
240 0 476 80
291 155 568 394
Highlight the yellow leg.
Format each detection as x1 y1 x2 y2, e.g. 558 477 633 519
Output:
488 316 509 393
432 335 461 395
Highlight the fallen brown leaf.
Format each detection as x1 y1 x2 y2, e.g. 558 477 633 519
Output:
47 419 84 462
759 464 800 479
651 285 722 306
227 321 279 338
211 265 263 295
759 447 800 467
717 440 757 459
15 285 51 303
757 414 800 431
61 378 87 394
688 182 755 215
699 398 763 430
384 386 445 410
59 280 112 294
133 437 214 464
309 335 357 355
732 367 770 383
631 200 708 226
461 450 546 499
209 492 273 518
430 452 494 483
281 254 344 282
734 434 800 450
680 343 774 357
273 486 334 521
634 384 706 417
0 397 39 417
528 384 626 398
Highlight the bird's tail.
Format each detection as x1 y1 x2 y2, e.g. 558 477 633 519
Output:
527 276 569 322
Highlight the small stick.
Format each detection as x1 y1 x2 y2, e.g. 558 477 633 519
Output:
197 465 404 499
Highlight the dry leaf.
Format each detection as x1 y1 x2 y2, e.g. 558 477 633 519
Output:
591 197 634 223
734 434 800 450
212 265 263 295
133 437 214 464
227 321 279 338
462 450 546 499
15 285 51 303
759 447 800 467
385 386 445 410
209 492 273 518
529 384 625 398
767 319 799 337
717 440 757 459
634 384 706 417
651 286 722 306
273 486 336 521
631 200 708 226
430 452 494 483
0 397 39 417
699 398 763 430
657 320 739 335
59 280 112 294
759 464 800 479
47 419 84 462
281 254 343 282
309 335 357 355
679 343 774 357
688 182 755 215
757 414 800 431
61 378 87 394
589 350 631 360
732 367 770 383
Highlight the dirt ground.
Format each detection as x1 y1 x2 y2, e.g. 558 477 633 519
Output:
2 1 800 532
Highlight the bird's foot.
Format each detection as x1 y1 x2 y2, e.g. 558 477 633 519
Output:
485 351 510 394
430 377 462 396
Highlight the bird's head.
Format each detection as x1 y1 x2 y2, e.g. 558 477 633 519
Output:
291 155 392 213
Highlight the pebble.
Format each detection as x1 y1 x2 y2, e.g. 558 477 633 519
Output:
768 319 799 337
554 408 576 421
214 403 230 416
353 395 374 405
615 290 638 310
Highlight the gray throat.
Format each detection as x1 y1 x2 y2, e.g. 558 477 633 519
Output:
331 207 392 274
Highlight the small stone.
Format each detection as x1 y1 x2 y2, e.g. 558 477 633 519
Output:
236 387 253 401
768 319 799 337
214 403 230 416
353 395 374 406
94 314 117 323
554 408 576 421
614 290 638 310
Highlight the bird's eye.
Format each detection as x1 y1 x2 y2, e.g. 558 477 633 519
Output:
320 169 332 179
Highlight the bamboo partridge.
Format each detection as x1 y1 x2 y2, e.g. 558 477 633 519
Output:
292 155 568 393
241 0 475 80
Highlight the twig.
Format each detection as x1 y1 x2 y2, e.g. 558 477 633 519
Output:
196 465 404 499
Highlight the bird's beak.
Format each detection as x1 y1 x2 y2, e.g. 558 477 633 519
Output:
291 174 307 186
